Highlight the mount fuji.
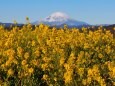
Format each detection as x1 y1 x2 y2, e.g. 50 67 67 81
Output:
33 12 89 27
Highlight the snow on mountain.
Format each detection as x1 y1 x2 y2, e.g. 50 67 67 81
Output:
33 12 89 27
43 12 69 22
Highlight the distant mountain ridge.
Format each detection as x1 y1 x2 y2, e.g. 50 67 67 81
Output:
0 12 114 28
0 22 23 27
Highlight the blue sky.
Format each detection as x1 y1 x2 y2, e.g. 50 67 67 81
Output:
0 0 115 24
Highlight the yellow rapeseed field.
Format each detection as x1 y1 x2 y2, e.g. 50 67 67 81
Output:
0 23 115 86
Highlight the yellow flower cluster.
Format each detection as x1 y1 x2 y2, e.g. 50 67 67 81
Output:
0 23 114 86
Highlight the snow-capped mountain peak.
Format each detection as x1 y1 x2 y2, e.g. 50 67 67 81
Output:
43 12 70 22
33 12 89 27
50 12 69 19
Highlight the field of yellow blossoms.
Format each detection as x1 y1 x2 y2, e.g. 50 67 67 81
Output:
0 23 115 86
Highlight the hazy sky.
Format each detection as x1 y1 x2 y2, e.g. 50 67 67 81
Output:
0 0 115 24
